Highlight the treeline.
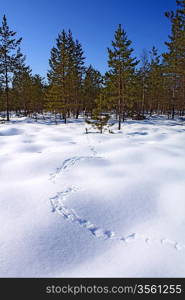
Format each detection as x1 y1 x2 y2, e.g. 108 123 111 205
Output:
0 0 185 129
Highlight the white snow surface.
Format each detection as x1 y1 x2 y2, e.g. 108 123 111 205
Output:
0 116 185 277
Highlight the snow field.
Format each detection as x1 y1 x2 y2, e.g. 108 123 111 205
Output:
0 116 185 277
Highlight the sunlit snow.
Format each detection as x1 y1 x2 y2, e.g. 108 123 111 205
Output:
0 116 185 277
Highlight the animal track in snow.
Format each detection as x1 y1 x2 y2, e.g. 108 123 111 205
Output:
89 146 97 156
50 155 103 182
49 134 185 252
50 187 116 240
86 134 99 156
50 187 185 251
50 133 102 181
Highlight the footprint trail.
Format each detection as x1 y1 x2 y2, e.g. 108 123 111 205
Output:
50 187 185 251
49 133 185 252
50 155 104 182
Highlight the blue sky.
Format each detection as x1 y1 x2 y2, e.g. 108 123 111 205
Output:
1 0 176 78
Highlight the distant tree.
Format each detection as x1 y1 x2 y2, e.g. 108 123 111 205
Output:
83 65 102 116
137 49 150 116
0 15 23 121
147 47 163 115
31 74 45 115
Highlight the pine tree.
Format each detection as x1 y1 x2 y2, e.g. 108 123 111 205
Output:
11 51 32 115
137 49 150 116
47 29 85 122
31 74 45 115
73 39 85 118
47 30 68 122
164 0 185 75
45 84 64 123
85 92 110 134
148 47 163 115
0 15 23 121
65 29 76 118
163 0 185 118
126 71 145 119
106 24 138 129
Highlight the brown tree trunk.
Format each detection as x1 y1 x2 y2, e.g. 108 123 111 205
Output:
5 56 10 121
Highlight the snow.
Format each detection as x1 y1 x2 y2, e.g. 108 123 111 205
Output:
0 116 185 277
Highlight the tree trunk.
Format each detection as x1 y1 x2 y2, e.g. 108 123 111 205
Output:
5 61 9 121
76 110 79 119
118 111 121 130
171 104 175 119
118 68 122 130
